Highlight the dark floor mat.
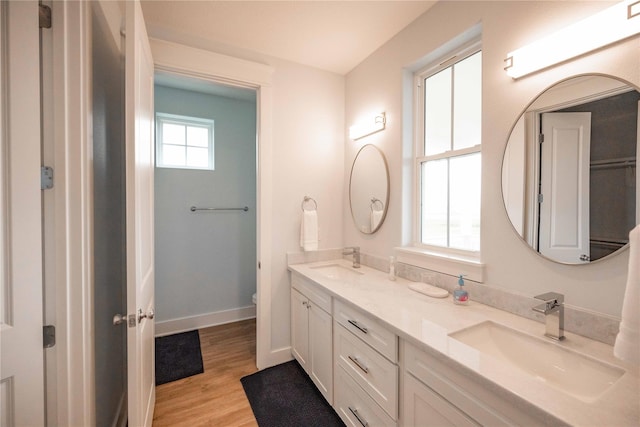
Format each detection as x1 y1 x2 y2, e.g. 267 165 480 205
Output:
241 360 345 427
155 330 204 385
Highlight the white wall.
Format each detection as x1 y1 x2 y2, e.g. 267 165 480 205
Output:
269 59 345 350
154 86 257 322
145 30 345 362
345 1 639 317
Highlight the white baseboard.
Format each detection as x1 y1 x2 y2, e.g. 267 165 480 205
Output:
155 306 256 337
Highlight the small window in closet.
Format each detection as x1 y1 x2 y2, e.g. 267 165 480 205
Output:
156 113 215 170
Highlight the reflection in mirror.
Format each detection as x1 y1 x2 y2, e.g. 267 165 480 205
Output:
502 75 639 264
349 144 390 234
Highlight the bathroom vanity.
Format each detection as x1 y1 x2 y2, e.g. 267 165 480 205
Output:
288 260 639 427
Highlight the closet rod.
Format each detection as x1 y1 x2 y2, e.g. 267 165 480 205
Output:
590 157 636 170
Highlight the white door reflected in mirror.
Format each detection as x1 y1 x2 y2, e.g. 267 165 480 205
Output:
538 112 591 263
502 74 639 264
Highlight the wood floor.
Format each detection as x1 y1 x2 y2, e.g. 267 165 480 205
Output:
153 319 259 426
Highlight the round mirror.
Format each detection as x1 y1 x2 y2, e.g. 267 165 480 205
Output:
349 144 390 234
502 74 639 264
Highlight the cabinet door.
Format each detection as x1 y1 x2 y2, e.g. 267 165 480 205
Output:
291 289 309 369
309 302 333 404
403 374 478 427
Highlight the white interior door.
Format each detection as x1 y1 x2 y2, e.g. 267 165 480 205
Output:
539 112 591 263
0 1 45 425
125 1 155 426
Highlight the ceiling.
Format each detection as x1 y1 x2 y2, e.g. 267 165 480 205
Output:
140 1 437 75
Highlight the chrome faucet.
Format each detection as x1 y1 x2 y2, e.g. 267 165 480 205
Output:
342 246 361 268
532 292 565 340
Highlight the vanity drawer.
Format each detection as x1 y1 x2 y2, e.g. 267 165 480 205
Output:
334 364 397 427
404 341 512 427
335 322 398 420
291 272 332 313
404 371 478 427
334 299 398 362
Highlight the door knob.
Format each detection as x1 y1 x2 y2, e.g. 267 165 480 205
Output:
113 314 126 326
137 308 155 322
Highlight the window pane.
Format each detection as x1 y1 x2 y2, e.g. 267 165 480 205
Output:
163 123 185 146
449 153 481 251
186 147 209 168
424 68 452 155
421 159 448 246
453 52 482 150
187 126 209 148
162 144 186 166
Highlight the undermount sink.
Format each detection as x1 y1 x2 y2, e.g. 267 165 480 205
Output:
310 264 363 280
449 321 624 402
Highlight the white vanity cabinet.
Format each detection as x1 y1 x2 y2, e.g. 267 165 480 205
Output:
333 299 399 426
290 273 333 404
402 340 546 427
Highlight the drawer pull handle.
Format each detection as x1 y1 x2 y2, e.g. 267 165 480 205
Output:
348 355 369 374
348 319 368 334
348 407 369 427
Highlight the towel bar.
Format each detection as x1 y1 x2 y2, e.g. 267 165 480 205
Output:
190 206 249 212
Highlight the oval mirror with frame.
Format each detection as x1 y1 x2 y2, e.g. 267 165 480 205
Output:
502 74 639 264
349 144 390 234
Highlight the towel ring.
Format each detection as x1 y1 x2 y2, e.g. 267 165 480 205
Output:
301 196 317 211
370 197 384 212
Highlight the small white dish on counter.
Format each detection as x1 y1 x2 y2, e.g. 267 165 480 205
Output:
408 281 449 298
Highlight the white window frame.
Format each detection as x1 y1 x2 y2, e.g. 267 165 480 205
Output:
397 40 485 281
156 112 215 170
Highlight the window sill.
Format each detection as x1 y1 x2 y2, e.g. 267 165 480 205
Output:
395 246 485 283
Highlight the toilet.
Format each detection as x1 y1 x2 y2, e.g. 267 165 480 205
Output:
252 293 257 305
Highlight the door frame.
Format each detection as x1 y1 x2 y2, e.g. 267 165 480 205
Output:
45 1 96 425
149 38 276 369
46 6 279 425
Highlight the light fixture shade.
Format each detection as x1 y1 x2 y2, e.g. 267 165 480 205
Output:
504 0 640 79
349 112 386 140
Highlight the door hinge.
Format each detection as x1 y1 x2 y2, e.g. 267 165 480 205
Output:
538 193 544 203
43 325 55 348
539 133 545 144
39 4 52 29
41 166 53 190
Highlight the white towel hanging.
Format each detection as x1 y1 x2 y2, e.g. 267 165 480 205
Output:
614 224 640 364
370 209 383 232
300 209 318 251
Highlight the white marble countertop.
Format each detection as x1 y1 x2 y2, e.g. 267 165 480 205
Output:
288 259 640 427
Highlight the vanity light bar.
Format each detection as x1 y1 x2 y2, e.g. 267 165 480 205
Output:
504 0 640 79
349 112 386 140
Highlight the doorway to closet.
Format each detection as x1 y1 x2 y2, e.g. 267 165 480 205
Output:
153 73 258 345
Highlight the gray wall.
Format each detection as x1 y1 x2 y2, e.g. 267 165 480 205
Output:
91 5 125 427
154 85 257 322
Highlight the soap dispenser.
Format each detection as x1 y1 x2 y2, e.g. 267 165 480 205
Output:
453 274 469 305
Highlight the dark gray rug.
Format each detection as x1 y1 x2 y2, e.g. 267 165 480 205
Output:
155 330 204 385
241 360 345 427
